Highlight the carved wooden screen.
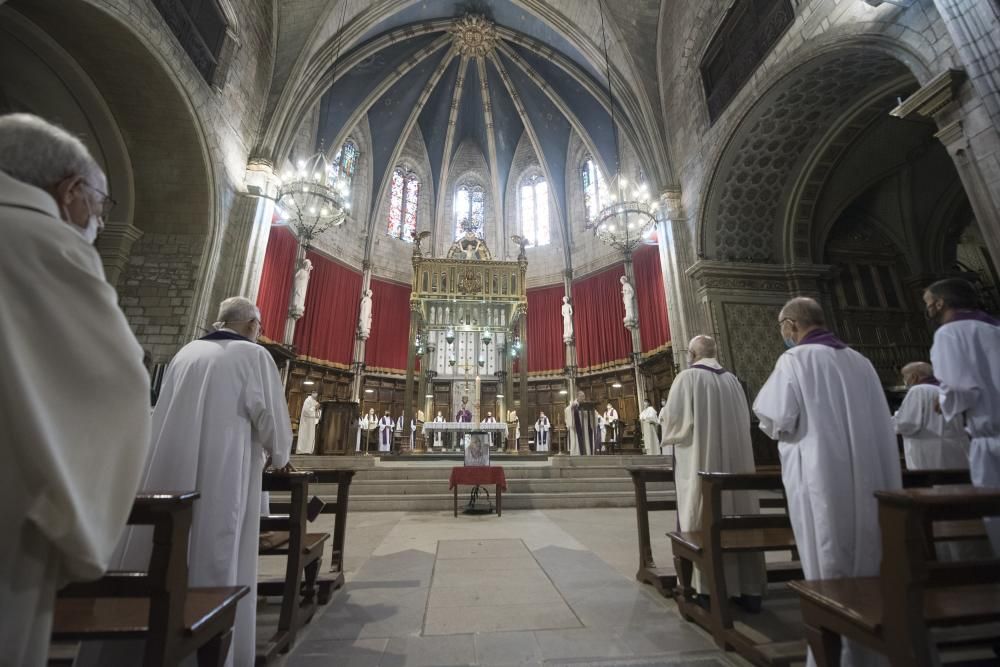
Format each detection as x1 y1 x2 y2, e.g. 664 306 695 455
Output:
701 0 793 122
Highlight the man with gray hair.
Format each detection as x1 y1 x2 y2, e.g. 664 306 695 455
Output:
85 296 292 667
754 297 901 667
0 113 151 666
660 335 765 611
893 361 970 471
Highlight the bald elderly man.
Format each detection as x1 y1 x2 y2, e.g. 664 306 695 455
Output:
754 298 900 667
893 362 970 471
660 336 765 610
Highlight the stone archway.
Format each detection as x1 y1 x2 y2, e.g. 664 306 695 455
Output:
2 0 216 361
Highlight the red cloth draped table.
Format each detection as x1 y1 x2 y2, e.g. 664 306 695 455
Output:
449 466 507 517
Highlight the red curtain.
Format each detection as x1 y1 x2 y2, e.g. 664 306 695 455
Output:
527 284 565 373
573 264 632 370
633 244 671 352
256 225 297 341
365 278 412 372
292 250 362 367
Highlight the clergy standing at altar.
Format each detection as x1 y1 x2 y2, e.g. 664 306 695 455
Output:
639 399 659 455
297 391 321 454
661 335 765 606
378 410 394 452
433 411 445 447
483 411 498 448
456 403 473 422
603 403 619 450
565 390 599 455
535 412 551 452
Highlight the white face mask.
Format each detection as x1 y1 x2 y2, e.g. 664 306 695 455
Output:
60 201 101 245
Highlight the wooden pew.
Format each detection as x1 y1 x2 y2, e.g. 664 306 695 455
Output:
790 486 1000 667
668 471 805 666
52 492 248 667
257 471 331 664
310 469 355 584
626 466 678 597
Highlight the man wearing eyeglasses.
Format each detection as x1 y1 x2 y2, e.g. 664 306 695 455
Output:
0 113 150 666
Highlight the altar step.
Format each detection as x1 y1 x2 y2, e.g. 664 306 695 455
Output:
276 455 675 511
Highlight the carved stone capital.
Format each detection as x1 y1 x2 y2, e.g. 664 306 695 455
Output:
659 187 684 220
95 221 143 287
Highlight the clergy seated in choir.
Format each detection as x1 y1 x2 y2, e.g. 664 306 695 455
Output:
0 113 153 666
925 278 1000 553
535 412 551 452
297 390 322 454
661 336 765 611
433 410 445 447
565 390 599 456
78 296 293 667
602 403 619 450
483 411 498 448
638 398 659 456
378 410 394 453
753 297 901 667
657 397 670 457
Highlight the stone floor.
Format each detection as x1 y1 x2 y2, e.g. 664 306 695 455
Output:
262 508 756 667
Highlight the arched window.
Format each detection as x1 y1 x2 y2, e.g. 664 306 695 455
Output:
330 140 358 190
387 167 419 242
520 173 550 247
454 182 486 238
581 156 609 224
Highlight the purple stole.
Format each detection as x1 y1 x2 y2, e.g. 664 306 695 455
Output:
690 363 729 375
950 310 1000 326
379 418 393 445
456 410 472 423
798 328 848 349
915 377 940 387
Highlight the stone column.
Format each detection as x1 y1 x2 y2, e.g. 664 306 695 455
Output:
562 268 578 398
240 158 281 302
658 188 703 369
282 242 306 345
403 300 420 442
96 221 143 288
623 253 648 403
517 308 528 452
350 262 372 402
933 0 1000 128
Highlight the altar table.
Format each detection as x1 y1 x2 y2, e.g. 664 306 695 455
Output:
449 466 507 517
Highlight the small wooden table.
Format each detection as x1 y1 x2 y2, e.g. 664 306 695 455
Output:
448 466 507 517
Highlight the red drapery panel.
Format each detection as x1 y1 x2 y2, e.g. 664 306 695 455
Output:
365 278 412 372
633 244 671 352
526 284 565 373
292 251 362 367
256 225 297 341
573 264 632 370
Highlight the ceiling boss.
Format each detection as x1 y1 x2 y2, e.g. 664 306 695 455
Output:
449 14 499 58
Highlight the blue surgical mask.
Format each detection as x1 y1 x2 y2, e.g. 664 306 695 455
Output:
783 337 796 349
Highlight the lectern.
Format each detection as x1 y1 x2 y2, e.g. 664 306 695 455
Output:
317 400 359 455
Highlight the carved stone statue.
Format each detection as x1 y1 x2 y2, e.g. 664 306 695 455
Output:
290 258 313 319
620 276 638 329
358 288 373 340
561 296 574 343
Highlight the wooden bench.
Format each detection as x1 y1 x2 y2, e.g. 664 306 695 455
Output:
790 486 1000 667
53 492 248 667
626 466 678 597
309 469 355 582
257 471 331 665
668 471 805 666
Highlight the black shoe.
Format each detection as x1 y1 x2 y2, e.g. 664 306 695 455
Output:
732 594 763 614
695 594 710 611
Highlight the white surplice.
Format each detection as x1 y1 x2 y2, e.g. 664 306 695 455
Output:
565 402 598 455
297 395 321 454
754 341 901 667
661 359 765 596
639 406 659 455
535 416 551 452
893 383 970 470
0 172 151 667
378 416 394 452
931 316 1000 553
81 334 292 667
658 403 671 457
433 415 445 446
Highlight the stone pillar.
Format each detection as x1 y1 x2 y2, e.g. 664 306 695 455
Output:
240 158 281 302
658 188 702 369
517 309 528 452
933 0 1000 128
282 242 306 345
562 269 578 398
622 253 648 403
96 221 143 288
403 300 420 442
350 262 373 402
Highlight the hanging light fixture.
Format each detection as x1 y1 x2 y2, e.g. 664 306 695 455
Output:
585 0 657 254
445 327 456 345
481 328 493 346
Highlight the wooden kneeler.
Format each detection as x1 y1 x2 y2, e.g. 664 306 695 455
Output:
52 492 248 667
626 466 678 597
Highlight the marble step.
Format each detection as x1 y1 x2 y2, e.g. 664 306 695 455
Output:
315 466 642 481
304 477 675 495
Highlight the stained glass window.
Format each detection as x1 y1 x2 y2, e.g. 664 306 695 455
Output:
520 174 550 247
331 140 358 190
387 166 419 242
454 183 486 239
581 156 609 224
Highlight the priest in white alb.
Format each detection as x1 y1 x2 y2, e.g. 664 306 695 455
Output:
0 114 152 667
925 278 1000 553
603 403 619 449
433 410 445 447
297 390 322 454
535 412 551 452
658 397 670 457
754 297 901 667
638 398 659 455
565 389 599 455
80 296 293 667
378 410 394 452
660 336 765 609
893 362 969 471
